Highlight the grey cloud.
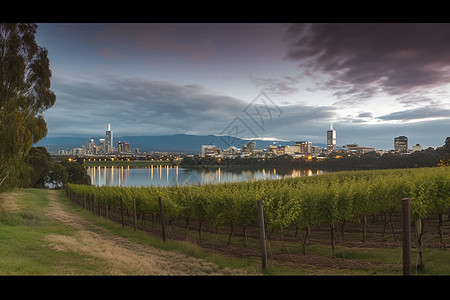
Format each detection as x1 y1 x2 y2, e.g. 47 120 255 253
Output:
284 23 450 102
45 75 337 140
357 112 373 118
252 104 337 140
377 106 450 121
44 73 449 149
249 74 302 96
46 76 247 137
395 92 443 106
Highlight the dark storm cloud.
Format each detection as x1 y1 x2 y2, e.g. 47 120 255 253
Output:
284 23 450 102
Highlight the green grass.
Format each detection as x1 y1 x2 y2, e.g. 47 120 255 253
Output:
3 188 450 275
0 189 262 275
0 189 103 274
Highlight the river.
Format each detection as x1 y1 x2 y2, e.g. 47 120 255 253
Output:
86 165 325 187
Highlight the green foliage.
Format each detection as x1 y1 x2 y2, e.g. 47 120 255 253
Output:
27 146 52 188
22 147 91 189
61 160 90 185
0 23 55 191
66 167 450 232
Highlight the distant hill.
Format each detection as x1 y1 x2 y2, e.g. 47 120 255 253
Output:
35 134 327 154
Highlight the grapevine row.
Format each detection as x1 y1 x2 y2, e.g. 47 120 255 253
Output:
66 166 450 250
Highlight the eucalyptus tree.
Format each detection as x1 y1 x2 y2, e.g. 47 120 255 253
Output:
0 23 55 190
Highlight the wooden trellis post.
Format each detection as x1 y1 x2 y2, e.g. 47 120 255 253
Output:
257 200 267 270
402 198 411 276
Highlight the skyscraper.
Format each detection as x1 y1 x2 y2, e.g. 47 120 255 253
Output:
99 138 106 154
394 136 408 153
106 123 113 153
327 123 336 152
295 141 312 154
87 139 95 155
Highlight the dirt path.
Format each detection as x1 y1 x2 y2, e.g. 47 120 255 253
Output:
44 190 248 275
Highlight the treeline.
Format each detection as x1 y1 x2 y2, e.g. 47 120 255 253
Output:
181 138 450 171
316 149 444 170
13 146 90 190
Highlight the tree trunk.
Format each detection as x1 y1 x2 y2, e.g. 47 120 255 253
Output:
362 215 367 242
168 217 174 237
227 222 234 245
414 218 425 271
132 198 137 232
90 195 94 215
198 220 203 240
184 217 189 236
390 210 396 241
243 226 248 247
120 196 125 229
438 213 444 246
302 226 310 255
105 196 108 220
330 224 336 258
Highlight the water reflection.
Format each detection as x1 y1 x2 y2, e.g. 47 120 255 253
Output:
86 165 325 187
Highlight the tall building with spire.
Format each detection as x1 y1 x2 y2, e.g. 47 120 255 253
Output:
327 122 336 152
106 123 113 153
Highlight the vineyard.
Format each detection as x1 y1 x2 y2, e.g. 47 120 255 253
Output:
65 166 450 273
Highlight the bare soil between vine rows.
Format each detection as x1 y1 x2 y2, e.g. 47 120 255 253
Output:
72 190 450 275
127 209 450 274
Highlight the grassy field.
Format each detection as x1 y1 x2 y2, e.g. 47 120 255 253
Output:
0 189 91 274
2 188 450 275
0 189 254 275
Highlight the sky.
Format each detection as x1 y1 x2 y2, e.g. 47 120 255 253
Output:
35 23 450 150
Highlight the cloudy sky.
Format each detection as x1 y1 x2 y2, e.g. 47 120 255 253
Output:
35 23 450 149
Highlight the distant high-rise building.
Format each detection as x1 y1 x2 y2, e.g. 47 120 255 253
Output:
87 139 95 155
394 136 408 153
295 141 312 154
117 141 130 153
106 123 113 153
327 123 336 152
243 141 256 153
268 142 279 156
201 145 220 157
283 145 298 155
413 144 422 152
99 138 106 154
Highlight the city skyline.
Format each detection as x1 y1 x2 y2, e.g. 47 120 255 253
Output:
35 23 450 149
71 122 424 155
